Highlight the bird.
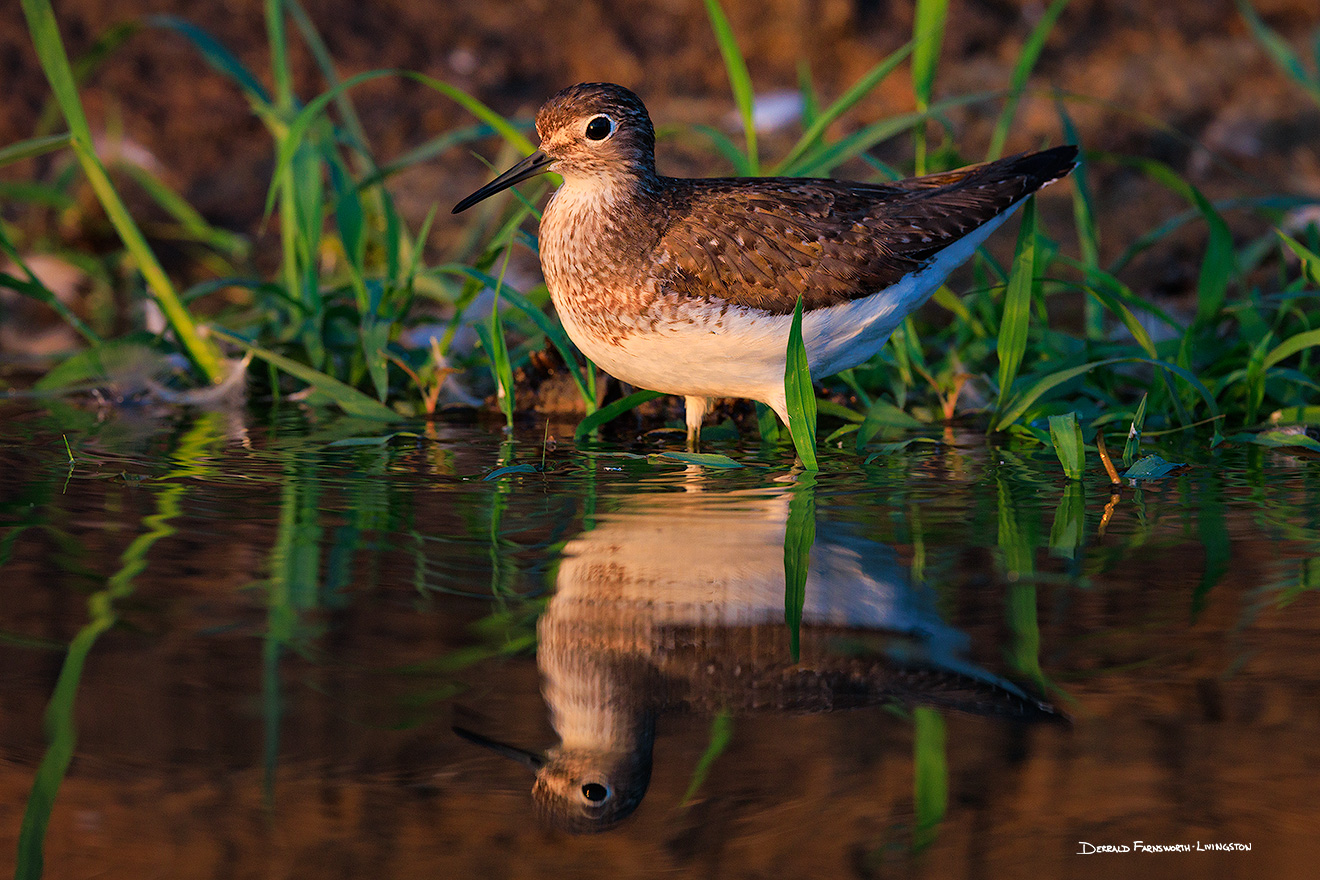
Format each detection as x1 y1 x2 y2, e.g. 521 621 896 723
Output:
453 82 1077 445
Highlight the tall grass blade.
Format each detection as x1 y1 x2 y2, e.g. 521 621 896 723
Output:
1236 0 1320 104
774 41 914 175
987 0 1071 159
21 0 226 384
149 16 272 107
1122 393 1147 467
573 390 664 440
910 0 949 175
994 197 1038 424
785 297 819 470
0 133 70 168
703 0 758 174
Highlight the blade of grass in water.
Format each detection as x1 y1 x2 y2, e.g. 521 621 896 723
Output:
679 712 734 807
783 473 816 662
994 197 1038 425
912 707 948 851
785 297 819 470
20 0 225 384
1048 412 1085 480
703 0 758 174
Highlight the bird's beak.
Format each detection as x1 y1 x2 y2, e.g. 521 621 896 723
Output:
452 150 554 213
453 726 547 772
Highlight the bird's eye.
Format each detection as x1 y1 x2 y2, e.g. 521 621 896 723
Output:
584 115 614 141
581 782 610 803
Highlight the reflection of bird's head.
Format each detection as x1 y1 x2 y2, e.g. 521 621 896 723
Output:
454 728 652 834
531 747 652 834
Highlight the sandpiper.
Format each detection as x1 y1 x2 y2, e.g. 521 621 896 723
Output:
454 83 1076 444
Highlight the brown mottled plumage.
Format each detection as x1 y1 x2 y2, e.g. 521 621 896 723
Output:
455 83 1076 443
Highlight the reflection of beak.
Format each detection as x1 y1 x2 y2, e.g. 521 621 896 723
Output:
452 150 554 213
453 726 547 772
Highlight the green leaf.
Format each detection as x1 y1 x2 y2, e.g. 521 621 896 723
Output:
650 451 745 469
1122 454 1185 481
995 197 1038 418
1047 412 1085 480
325 432 420 447
784 297 819 470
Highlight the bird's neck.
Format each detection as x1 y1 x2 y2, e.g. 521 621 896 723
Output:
539 170 662 310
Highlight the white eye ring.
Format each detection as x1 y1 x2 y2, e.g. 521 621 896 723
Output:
584 115 615 141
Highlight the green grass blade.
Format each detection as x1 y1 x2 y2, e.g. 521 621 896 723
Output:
912 707 948 851
0 228 100 346
1277 230 1320 285
994 197 1038 422
1190 188 1235 325
1047 412 1085 480
573 390 664 440
679 712 734 806
148 15 273 108
21 0 225 384
1236 0 1320 104
910 0 949 174
0 133 70 168
1122 393 1147 467
774 41 914 175
785 297 819 470
214 330 402 420
1263 327 1320 371
474 305 514 427
783 473 817 662
703 0 758 174
987 0 1071 159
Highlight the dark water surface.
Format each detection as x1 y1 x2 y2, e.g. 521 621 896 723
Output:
1 402 1317 878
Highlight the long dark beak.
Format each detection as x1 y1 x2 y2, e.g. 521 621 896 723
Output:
453 726 547 772
452 150 554 213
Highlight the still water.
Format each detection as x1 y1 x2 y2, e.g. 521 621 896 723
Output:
0 402 1317 878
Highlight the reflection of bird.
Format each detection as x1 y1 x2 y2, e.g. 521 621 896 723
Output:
454 82 1076 443
456 489 1062 833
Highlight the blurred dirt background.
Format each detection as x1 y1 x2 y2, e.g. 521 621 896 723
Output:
2 0 1318 280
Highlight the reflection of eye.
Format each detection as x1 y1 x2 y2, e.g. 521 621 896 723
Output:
581 782 610 803
584 115 614 141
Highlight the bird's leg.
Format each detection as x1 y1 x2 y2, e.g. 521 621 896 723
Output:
684 395 710 450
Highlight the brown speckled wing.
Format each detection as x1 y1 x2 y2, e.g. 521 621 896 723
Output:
651 146 1077 315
